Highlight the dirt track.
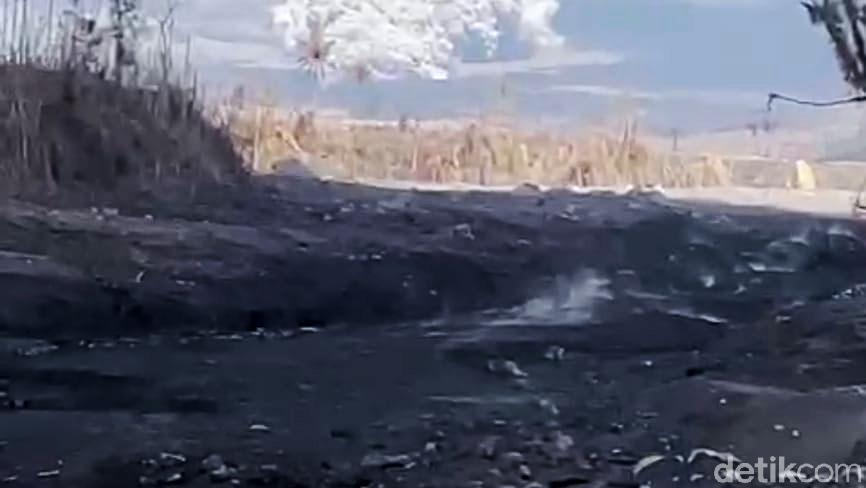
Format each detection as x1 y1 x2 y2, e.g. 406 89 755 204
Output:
4 178 866 486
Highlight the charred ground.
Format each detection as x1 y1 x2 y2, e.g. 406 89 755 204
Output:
3 66 866 488
3 174 866 487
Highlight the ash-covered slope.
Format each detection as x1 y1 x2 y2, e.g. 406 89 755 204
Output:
5 181 866 487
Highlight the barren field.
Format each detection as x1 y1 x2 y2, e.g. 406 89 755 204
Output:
4 177 866 487
6 2 866 486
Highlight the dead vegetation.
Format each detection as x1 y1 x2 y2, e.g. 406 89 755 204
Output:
222 99 735 188
0 65 243 196
0 0 246 205
0 0 821 202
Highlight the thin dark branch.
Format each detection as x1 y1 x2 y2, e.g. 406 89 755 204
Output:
766 91 866 111
853 174 866 215
842 0 866 81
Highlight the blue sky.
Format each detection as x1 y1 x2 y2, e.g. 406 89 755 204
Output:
167 0 850 133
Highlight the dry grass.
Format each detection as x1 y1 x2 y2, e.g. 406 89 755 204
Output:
221 99 735 188
0 1 246 203
0 0 744 196
0 2 823 198
0 65 244 197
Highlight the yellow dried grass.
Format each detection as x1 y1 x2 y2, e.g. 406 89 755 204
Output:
218 97 735 189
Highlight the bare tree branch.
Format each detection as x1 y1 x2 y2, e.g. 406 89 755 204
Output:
802 0 866 92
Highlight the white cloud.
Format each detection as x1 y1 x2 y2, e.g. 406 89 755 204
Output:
669 0 774 6
149 0 610 83
182 36 286 67
544 84 765 105
231 46 623 81
451 47 624 78
165 1 619 82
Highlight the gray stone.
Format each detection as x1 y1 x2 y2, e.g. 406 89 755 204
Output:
478 436 500 460
360 452 412 469
201 454 226 472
